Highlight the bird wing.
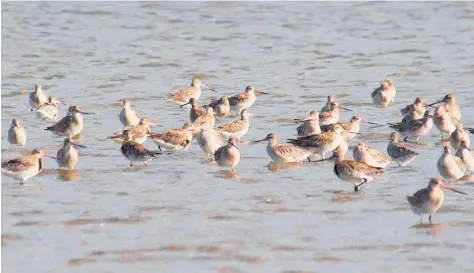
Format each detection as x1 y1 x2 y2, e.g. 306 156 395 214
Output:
1 157 34 172
371 86 381 99
407 188 429 207
154 129 187 145
216 120 244 133
228 93 247 106
320 124 332 132
48 115 72 132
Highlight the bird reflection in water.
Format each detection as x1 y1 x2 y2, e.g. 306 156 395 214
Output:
411 222 445 237
267 162 301 172
58 169 79 181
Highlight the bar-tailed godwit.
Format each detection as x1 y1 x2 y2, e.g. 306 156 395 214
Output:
295 110 321 137
401 97 426 117
45 105 90 137
168 77 216 105
371 79 396 108
450 125 470 150
321 95 336 113
427 93 461 120
119 99 140 129
319 102 352 126
150 122 193 151
387 132 418 167
1 148 48 184
320 116 363 139
36 96 60 121
407 178 466 224
214 137 241 171
437 146 466 180
56 136 85 170
29 84 48 111
181 98 205 123
215 109 250 141
254 133 313 163
205 96 230 118
120 130 161 167
389 110 434 142
193 106 216 130
456 140 473 172
8 119 26 149
197 123 224 162
353 142 390 168
433 105 458 139
107 117 153 144
229 85 257 114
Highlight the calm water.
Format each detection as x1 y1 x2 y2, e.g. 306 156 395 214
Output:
2 2 474 272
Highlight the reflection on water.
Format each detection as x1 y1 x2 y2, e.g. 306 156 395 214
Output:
58 169 79 181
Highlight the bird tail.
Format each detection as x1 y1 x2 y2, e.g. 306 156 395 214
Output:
149 133 163 139
45 126 53 131
148 150 162 157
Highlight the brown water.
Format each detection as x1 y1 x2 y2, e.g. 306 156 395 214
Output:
2 2 474 272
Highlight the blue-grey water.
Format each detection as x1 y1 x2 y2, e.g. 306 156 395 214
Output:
2 2 474 272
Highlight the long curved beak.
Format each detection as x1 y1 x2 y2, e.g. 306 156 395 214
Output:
426 100 442 107
302 115 316 121
180 102 191 108
148 122 156 126
256 90 269 95
442 184 467 195
72 143 87 149
338 106 352 111
364 121 379 125
201 84 217 92
79 111 91 115
252 138 268 144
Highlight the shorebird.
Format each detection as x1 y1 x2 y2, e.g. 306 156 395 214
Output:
228 85 257 114
407 178 466 224
36 96 61 121
107 117 153 144
120 130 161 167
215 109 250 141
389 110 434 142
456 140 473 172
320 116 363 139
150 122 193 151
387 132 418 167
468 128 474 134
450 125 470 150
193 107 216 130
181 98 205 123
254 133 313 163
321 95 336 113
119 99 140 129
433 105 458 139
427 93 461 120
295 110 321 137
287 124 345 161
371 79 396 108
56 136 86 170
205 96 230 118
29 84 48 111
401 97 426 117
214 137 240 171
319 102 352 126
437 146 466 180
333 150 385 192
1 148 48 184
45 105 90 137
168 77 216 105
353 143 390 168
197 123 224 162
8 119 26 149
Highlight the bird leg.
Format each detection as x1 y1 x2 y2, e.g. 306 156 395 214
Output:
307 157 311 162
20 179 24 185
429 214 432 223
404 136 409 142
321 154 324 163
144 162 148 166
416 137 420 143
130 161 133 167
158 146 162 152
420 215 423 224
354 179 368 192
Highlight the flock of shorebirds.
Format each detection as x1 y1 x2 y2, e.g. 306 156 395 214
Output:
2 78 473 224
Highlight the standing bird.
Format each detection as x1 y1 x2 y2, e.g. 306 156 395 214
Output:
320 116 363 139
150 122 193 151
319 102 352 126
29 84 48 111
401 97 426 117
437 146 466 180
456 140 473 172
321 95 336 114
181 98 205 123
353 143 390 168
387 132 418 167
45 105 90 137
228 85 257 114
371 79 396 108
450 125 470 150
56 136 85 170
205 96 230 118
8 119 27 149
107 117 153 144
119 99 140 129
214 137 241 171
389 110 434 142
333 150 385 192
295 110 321 137
193 107 216 130
168 77 216 105
254 133 313 163
433 105 458 140
407 178 466 224
1 148 48 184
287 124 345 161
36 96 61 121
120 130 161 167
197 123 224 162
427 93 461 120
215 109 250 141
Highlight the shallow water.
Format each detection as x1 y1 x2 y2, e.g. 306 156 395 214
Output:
2 2 474 272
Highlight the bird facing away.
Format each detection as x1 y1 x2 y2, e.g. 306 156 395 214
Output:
45 105 90 137
168 77 216 105
119 99 140 129
107 117 153 144
228 85 257 114
427 93 461 120
407 177 466 224
56 136 85 170
1 148 48 184
437 146 466 180
214 137 241 171
389 110 434 142
353 142 390 168
401 97 426 117
215 109 250 141
254 133 313 163
120 130 161 167
319 102 352 126
150 122 193 151
333 150 385 192
181 98 205 123
8 119 27 149
371 79 396 108
36 96 61 121
205 96 230 118
295 110 321 137
387 132 418 167
197 123 224 162
450 125 470 151
193 106 216 131
29 84 48 111
456 140 473 172
321 95 336 114
433 105 458 139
